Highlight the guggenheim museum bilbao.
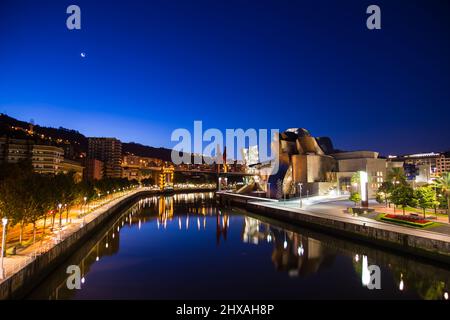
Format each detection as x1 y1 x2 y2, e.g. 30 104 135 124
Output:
249 128 403 198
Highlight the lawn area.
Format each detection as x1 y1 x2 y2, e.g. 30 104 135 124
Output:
402 206 447 217
376 205 448 219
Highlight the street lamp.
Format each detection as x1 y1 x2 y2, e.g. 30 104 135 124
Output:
64 203 68 223
0 217 8 279
399 273 404 291
58 203 63 242
58 203 63 223
298 183 303 208
83 196 87 214
360 171 369 208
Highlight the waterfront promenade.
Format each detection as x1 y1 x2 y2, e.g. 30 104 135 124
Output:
0 187 148 284
254 198 450 241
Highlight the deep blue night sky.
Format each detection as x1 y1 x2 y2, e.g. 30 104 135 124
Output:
0 0 449 155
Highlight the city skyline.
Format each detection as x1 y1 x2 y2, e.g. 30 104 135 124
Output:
1 0 449 155
1 0 450 304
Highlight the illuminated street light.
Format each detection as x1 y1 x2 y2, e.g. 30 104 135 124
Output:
0 217 8 279
399 273 404 291
360 171 369 208
58 203 63 241
298 183 303 208
283 232 288 249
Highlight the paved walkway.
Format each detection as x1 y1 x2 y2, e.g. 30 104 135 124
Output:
0 188 148 283
248 198 450 242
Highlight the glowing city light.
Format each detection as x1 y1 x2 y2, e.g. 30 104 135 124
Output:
360 171 368 202
399 273 404 291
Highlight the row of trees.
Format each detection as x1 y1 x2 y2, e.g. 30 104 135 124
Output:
348 168 450 220
375 169 450 219
0 161 138 246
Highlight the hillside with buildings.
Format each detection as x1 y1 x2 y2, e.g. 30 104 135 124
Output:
0 113 173 161
1 113 449 189
0 114 223 185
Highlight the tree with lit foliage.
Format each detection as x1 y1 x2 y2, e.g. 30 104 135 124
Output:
376 181 394 207
414 186 439 218
390 184 415 215
0 161 34 245
434 172 450 222
0 161 138 250
349 192 361 207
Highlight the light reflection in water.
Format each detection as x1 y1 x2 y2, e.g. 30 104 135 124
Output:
26 192 450 300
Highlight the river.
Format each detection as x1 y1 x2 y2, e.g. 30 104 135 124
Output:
27 192 450 300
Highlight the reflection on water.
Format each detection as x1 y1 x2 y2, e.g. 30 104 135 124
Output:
27 192 450 300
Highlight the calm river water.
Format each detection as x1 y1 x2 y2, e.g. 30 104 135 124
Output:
27 192 450 300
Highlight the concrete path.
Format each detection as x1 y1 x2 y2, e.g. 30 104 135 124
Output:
249 199 450 243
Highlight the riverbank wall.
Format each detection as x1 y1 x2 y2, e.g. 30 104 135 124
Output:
217 192 450 265
0 188 214 299
0 191 151 300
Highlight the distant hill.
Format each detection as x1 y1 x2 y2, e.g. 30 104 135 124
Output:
122 142 172 162
0 113 174 161
0 113 88 159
